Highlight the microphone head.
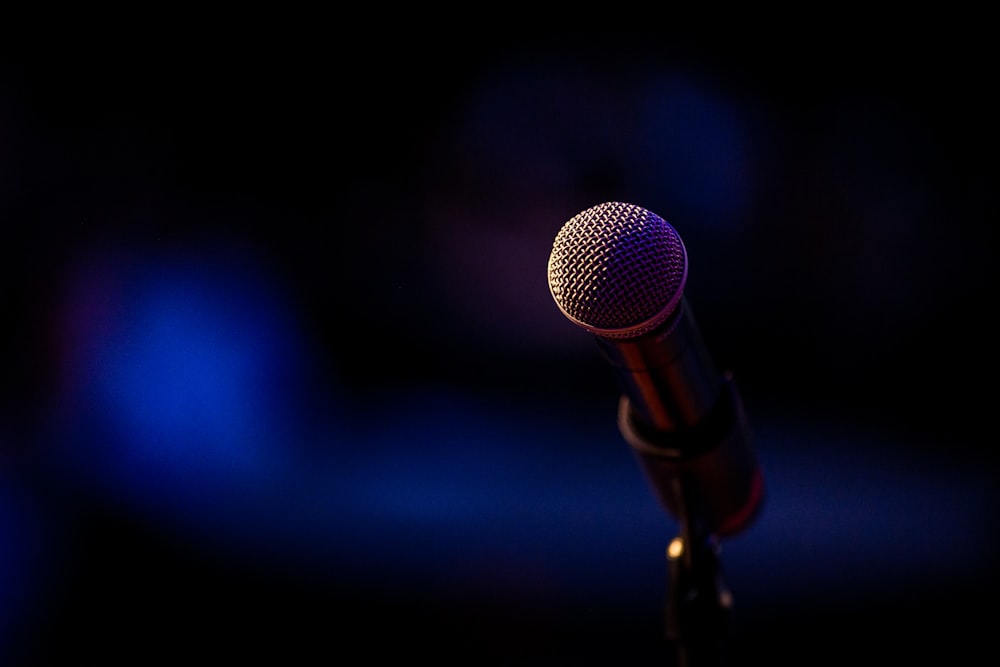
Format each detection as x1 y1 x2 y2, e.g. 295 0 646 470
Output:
547 202 688 339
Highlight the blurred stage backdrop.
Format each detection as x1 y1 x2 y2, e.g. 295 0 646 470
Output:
1 24 995 665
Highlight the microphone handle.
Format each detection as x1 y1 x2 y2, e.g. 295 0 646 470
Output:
595 297 721 434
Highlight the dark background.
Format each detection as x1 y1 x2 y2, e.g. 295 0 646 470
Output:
2 23 996 665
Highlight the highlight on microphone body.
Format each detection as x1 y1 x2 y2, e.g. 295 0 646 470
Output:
547 201 764 537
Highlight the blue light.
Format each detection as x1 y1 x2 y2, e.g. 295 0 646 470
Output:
95 265 280 464
42 242 995 616
48 242 329 518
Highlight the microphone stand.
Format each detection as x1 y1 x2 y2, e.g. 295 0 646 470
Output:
662 492 732 667
617 374 756 667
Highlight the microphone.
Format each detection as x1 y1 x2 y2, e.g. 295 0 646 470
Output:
547 201 763 537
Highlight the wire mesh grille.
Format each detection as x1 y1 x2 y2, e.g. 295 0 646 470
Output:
547 201 687 338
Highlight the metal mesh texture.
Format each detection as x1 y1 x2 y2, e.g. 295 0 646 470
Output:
547 201 687 339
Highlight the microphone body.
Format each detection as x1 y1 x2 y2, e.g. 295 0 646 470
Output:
547 202 763 537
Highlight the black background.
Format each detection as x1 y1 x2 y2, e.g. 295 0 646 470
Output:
2 21 996 665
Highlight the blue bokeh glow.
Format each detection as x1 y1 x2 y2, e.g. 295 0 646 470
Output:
34 241 994 621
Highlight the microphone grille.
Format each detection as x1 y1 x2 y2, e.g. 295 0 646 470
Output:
547 202 687 339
